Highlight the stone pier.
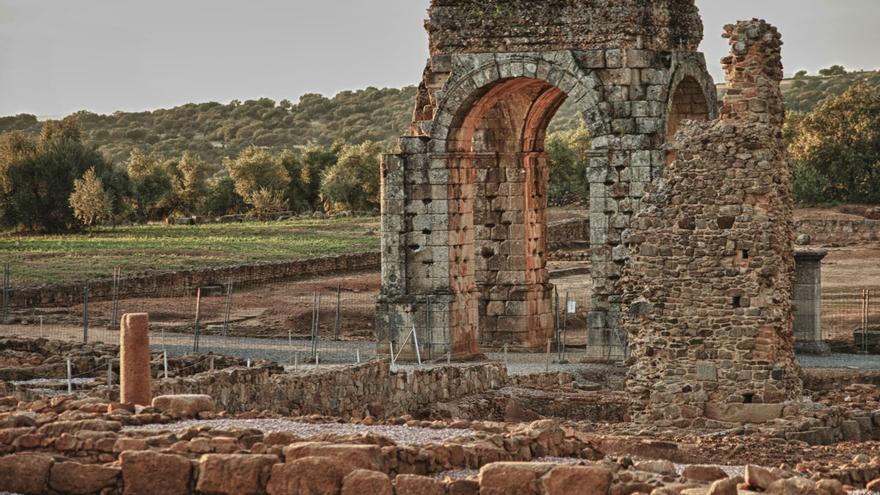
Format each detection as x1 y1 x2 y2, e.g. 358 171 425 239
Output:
794 249 830 354
120 313 152 406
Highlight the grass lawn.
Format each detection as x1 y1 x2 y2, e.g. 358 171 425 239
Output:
0 216 380 286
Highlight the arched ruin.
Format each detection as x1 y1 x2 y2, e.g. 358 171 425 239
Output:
377 0 718 358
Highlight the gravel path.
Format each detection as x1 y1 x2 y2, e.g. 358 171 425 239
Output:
125 419 476 445
797 353 880 370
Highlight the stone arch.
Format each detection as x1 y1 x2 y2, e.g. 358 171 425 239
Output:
420 55 610 348
665 58 718 142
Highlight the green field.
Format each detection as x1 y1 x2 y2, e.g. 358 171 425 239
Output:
0 217 380 286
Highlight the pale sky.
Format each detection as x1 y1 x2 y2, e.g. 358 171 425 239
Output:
0 0 878 117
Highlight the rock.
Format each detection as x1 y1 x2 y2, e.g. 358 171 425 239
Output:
794 234 812 246
866 478 880 492
683 465 728 483
505 399 542 423
266 456 353 495
479 462 555 495
283 442 383 472
114 437 148 453
37 419 122 436
815 479 844 495
395 474 446 495
341 469 392 495
0 453 54 494
449 479 480 495
541 465 612 495
151 394 215 418
840 420 862 442
196 454 277 495
49 461 120 495
865 207 880 220
765 477 819 495
634 459 677 476
120 450 192 495
746 465 780 490
705 403 784 423
707 477 739 495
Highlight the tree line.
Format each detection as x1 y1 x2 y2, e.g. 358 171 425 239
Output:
0 66 877 232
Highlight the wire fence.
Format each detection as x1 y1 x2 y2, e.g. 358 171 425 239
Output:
1 261 877 368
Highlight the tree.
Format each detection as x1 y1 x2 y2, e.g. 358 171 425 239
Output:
248 187 289 215
69 167 112 227
789 83 880 204
171 152 210 215
819 65 847 77
125 149 174 221
794 70 808 79
225 146 290 211
546 126 592 204
0 118 116 232
319 141 382 212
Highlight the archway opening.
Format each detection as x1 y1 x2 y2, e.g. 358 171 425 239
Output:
446 77 569 348
667 76 711 141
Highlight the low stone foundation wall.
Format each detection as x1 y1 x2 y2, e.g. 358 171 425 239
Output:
794 218 880 246
154 361 507 418
10 252 380 307
547 218 589 249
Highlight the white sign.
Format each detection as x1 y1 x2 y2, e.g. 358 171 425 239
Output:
567 300 577 314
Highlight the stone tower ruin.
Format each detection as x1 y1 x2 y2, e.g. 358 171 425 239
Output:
377 0 718 357
621 20 802 425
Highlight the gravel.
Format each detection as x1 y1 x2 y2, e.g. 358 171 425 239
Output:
125 419 476 445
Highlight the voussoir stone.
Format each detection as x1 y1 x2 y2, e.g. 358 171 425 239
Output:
151 394 215 418
196 453 278 495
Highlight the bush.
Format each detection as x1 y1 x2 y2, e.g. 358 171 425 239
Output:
319 141 382 212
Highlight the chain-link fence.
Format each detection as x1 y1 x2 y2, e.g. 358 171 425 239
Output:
822 288 880 353
2 261 876 367
0 271 379 365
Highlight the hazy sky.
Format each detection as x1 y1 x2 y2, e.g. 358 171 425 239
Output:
1 0 878 117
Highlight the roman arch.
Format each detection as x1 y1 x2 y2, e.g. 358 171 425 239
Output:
377 0 718 358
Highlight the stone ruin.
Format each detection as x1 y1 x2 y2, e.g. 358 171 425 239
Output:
620 20 802 425
377 1 804 424
377 0 718 357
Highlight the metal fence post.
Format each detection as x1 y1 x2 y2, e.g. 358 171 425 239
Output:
862 289 870 354
110 268 120 329
82 281 90 343
2 263 9 322
334 285 341 341
193 287 203 353
222 281 233 337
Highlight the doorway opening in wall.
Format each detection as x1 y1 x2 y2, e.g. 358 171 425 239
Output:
444 77 591 350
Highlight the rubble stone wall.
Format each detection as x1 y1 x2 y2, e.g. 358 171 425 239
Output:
155 361 507 418
621 20 802 425
794 218 880 246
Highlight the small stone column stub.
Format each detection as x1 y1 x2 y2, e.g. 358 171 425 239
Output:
119 313 152 406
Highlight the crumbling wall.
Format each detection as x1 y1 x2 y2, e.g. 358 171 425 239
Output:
621 20 802 425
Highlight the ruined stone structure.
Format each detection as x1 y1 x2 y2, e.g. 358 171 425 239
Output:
621 20 802 425
378 0 718 356
794 249 830 354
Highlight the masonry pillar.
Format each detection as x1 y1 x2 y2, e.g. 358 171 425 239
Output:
120 313 152 406
793 249 830 354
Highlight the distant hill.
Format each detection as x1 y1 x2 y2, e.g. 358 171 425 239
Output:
1 69 877 165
